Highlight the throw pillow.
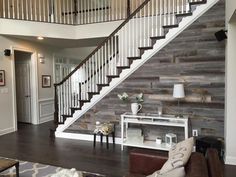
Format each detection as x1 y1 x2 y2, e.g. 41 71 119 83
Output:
160 137 194 174
147 167 185 177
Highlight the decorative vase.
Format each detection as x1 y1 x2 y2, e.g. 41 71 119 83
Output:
131 103 142 115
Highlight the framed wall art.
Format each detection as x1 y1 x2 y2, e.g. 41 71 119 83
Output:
0 70 5 86
42 75 51 88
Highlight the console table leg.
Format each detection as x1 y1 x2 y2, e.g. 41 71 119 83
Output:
106 135 109 149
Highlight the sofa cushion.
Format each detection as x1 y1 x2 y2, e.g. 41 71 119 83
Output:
206 148 223 177
185 152 208 177
160 137 194 174
129 149 168 175
147 167 185 177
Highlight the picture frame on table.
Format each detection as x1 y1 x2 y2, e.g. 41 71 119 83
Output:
42 75 51 88
0 70 6 86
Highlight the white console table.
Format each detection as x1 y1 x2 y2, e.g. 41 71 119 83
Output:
120 112 189 151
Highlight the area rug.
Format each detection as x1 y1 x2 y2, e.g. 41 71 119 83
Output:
0 159 105 177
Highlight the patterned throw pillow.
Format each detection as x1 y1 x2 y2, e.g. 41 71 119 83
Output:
159 137 194 174
147 167 185 177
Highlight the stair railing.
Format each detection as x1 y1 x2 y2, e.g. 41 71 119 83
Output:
0 0 148 25
54 0 192 124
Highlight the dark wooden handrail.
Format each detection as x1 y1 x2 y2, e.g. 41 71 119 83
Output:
54 0 151 87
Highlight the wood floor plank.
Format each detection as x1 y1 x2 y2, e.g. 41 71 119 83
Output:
0 121 235 177
0 122 129 177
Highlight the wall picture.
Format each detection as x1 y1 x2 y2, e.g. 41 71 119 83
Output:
0 70 5 86
42 75 51 88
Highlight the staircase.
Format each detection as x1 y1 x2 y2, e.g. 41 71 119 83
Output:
54 0 219 137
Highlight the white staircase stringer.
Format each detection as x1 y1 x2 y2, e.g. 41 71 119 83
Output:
55 0 219 137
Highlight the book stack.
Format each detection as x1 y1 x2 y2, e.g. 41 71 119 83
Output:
127 128 144 144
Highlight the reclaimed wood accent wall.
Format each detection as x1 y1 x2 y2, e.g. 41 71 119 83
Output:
67 0 225 140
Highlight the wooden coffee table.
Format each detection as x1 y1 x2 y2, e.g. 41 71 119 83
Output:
0 158 19 177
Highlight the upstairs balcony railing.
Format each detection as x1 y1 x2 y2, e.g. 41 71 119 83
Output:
0 0 146 25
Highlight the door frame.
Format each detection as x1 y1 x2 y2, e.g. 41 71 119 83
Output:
11 46 39 131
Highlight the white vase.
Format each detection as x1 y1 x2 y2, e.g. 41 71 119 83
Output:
131 103 142 115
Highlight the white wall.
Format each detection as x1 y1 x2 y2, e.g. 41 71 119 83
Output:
0 19 122 40
0 35 57 134
226 0 236 22
55 46 96 61
225 0 236 165
225 22 236 165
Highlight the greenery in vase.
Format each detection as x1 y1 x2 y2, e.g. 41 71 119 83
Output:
117 92 144 103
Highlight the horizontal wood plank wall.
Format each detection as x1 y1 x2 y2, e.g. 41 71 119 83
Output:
66 0 225 140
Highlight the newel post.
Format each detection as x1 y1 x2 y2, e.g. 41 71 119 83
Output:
54 84 59 125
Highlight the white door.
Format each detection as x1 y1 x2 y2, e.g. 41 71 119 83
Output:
15 59 31 123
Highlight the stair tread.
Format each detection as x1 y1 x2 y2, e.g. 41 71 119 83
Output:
189 0 206 5
70 107 81 110
87 92 99 94
97 83 109 86
80 100 90 102
163 24 179 28
176 12 193 17
127 56 141 60
139 46 153 50
107 75 119 78
117 66 130 69
61 114 72 117
150 36 166 40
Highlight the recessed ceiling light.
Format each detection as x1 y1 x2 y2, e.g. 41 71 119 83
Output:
37 36 44 40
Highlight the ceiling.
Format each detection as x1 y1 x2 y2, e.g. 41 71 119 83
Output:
3 35 105 48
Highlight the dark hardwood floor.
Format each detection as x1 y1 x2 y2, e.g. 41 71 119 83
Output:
0 121 235 177
0 122 129 177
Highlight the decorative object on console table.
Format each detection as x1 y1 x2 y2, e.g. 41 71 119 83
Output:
165 133 177 147
155 137 162 144
118 92 144 114
173 84 185 118
127 128 144 144
0 70 6 86
131 103 142 115
158 106 163 116
42 75 51 88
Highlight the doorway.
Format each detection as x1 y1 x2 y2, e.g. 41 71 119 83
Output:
14 51 32 124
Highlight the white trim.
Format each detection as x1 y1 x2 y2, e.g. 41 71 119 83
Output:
10 46 39 128
0 127 15 136
55 132 122 144
38 98 54 124
40 116 54 124
225 156 236 165
38 98 54 102
55 0 219 134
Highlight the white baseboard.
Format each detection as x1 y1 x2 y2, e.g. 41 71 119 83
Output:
38 98 54 124
55 132 122 144
225 156 236 165
39 116 54 124
0 127 15 136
